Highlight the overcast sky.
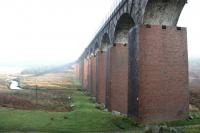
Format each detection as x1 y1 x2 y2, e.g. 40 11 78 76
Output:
0 0 199 67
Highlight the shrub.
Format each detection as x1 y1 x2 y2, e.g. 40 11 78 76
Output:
112 115 138 129
77 88 82 91
63 116 68 119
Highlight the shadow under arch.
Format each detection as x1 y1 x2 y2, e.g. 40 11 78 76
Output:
94 42 99 54
100 33 111 52
114 13 135 44
143 0 187 26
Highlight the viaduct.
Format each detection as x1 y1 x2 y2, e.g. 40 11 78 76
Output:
75 0 189 123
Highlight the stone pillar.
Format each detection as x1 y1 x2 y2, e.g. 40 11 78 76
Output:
128 25 189 123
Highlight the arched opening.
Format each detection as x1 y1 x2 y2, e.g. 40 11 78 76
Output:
101 33 111 52
109 13 134 114
96 33 111 104
143 0 187 26
94 42 99 55
114 13 135 44
89 48 93 57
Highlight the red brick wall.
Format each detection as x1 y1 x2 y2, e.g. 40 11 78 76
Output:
109 44 128 114
83 59 89 90
80 60 84 86
91 56 97 97
97 51 107 104
88 58 92 92
74 63 79 78
137 25 189 123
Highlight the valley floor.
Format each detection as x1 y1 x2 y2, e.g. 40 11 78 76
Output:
0 69 199 133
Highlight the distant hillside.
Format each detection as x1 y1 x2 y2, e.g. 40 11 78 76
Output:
21 63 74 75
189 58 200 79
189 58 200 109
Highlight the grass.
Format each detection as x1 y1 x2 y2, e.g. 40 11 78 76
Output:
165 112 200 127
1 88 200 133
0 88 138 133
143 112 200 133
181 126 200 133
0 88 72 112
0 72 200 133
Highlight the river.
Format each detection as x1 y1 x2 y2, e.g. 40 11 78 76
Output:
10 80 22 90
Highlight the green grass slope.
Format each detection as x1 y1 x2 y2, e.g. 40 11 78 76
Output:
0 90 137 133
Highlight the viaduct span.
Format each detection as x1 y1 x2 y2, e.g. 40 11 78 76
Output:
75 0 189 123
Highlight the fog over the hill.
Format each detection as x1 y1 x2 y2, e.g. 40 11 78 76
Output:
0 0 199 68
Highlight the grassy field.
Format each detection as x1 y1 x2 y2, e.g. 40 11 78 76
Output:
0 87 139 132
0 85 199 133
0 70 139 132
0 68 200 132
0 84 200 133
0 71 74 112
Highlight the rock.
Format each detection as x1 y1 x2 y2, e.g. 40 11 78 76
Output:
112 111 121 116
70 104 75 108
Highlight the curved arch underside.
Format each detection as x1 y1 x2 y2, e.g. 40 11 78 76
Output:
94 43 99 53
114 14 135 44
101 33 111 51
143 0 187 26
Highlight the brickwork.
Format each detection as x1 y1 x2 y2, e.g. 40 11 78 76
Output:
88 58 92 92
77 24 189 123
80 60 84 86
83 59 89 90
109 44 129 114
134 25 189 123
74 64 80 79
97 51 107 104
91 56 97 97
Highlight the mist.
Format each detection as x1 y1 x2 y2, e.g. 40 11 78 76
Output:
0 0 199 69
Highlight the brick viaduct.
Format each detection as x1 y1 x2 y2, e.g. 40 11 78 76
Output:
75 0 189 123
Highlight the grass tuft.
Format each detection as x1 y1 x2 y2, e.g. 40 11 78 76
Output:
112 115 138 130
88 97 96 103
95 103 105 110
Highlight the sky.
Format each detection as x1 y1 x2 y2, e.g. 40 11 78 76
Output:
0 0 199 67
178 0 200 59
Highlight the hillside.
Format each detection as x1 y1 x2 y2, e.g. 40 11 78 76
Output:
189 58 200 109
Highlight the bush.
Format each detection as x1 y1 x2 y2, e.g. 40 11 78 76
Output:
112 115 138 129
77 88 82 91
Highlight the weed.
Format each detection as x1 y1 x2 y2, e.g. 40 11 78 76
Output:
63 116 68 119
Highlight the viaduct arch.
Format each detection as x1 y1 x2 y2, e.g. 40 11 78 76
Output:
80 0 187 56
76 0 188 123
